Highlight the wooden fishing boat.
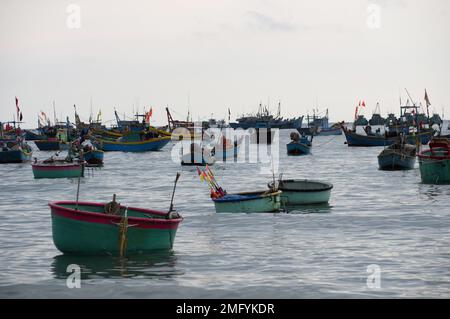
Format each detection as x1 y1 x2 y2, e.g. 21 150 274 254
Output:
32 158 84 179
93 133 171 152
34 138 61 151
268 179 332 205
377 141 416 170
49 201 182 255
418 138 450 184
82 149 104 165
212 190 281 213
317 126 342 136
0 141 32 163
341 125 434 147
286 132 312 155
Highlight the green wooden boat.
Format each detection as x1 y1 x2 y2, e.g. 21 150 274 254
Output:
269 179 333 205
418 138 450 184
49 201 183 255
32 159 84 179
212 190 281 213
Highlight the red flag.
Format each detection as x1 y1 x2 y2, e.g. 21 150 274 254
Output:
145 107 153 123
354 106 359 120
361 100 366 107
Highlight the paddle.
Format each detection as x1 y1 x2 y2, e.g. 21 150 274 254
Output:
167 172 181 218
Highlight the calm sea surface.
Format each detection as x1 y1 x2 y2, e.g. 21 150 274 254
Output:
1 126 450 298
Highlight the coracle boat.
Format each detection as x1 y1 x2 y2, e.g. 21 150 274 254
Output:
212 190 282 213
418 138 450 184
0 140 32 163
49 199 182 255
268 179 332 205
286 132 312 155
32 157 84 179
377 140 416 170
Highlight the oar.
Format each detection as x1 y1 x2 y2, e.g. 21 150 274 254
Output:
167 172 181 218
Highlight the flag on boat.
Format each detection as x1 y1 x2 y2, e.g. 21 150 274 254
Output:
15 97 20 120
361 100 366 107
145 107 153 123
424 89 431 106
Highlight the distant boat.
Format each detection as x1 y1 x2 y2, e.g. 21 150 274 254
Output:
297 109 341 136
268 179 333 205
0 140 32 163
229 102 303 130
354 115 369 126
368 103 386 126
377 141 416 170
49 200 182 255
418 138 450 184
93 131 170 152
341 124 434 147
287 132 312 155
32 158 84 179
212 190 282 213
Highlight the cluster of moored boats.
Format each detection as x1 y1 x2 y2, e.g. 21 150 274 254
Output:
1 94 449 256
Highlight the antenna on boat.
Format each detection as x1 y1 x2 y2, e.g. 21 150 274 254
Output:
167 172 181 218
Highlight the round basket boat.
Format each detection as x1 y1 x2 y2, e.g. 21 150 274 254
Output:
268 179 333 205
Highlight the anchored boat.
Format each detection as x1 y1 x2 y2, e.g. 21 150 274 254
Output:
93 131 170 152
287 132 312 155
418 138 450 184
0 140 32 163
378 140 416 170
341 124 434 147
269 179 332 205
32 158 84 179
49 201 182 255
212 190 282 213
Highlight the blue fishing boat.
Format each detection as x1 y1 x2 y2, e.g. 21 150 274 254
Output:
286 132 312 155
341 125 434 147
212 190 282 213
83 149 104 165
93 131 170 152
0 140 32 163
297 109 342 136
377 141 416 170
34 138 61 151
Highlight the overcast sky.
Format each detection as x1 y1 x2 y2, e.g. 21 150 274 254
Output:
1 0 449 127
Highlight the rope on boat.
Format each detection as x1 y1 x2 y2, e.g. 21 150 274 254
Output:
118 206 129 258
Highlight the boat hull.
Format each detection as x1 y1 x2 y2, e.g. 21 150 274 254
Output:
269 180 332 205
213 191 281 213
419 149 450 184
0 150 32 163
49 201 181 255
318 127 342 136
95 137 170 152
378 152 416 170
343 129 433 147
286 142 311 155
32 163 84 179
34 140 61 151
83 150 104 164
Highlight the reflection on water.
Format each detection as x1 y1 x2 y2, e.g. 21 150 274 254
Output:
419 183 450 201
285 203 332 214
51 251 182 280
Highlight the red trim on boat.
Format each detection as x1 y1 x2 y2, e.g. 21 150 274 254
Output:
48 201 182 229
